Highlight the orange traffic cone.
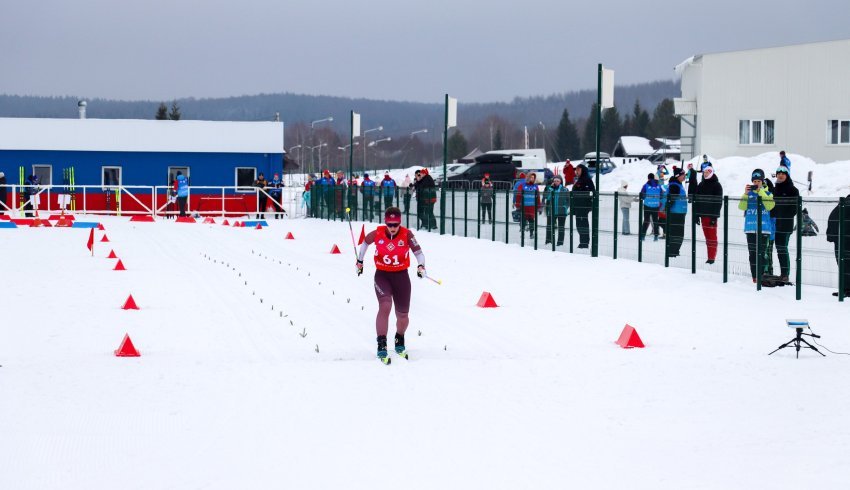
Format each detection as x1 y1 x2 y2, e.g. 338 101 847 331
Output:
121 294 139 310
616 324 645 348
476 292 498 308
114 334 141 357
113 259 126 271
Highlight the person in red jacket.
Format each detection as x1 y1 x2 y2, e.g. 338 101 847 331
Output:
514 172 542 238
356 207 427 364
562 159 576 186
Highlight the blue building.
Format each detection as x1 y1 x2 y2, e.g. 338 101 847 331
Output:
0 117 284 213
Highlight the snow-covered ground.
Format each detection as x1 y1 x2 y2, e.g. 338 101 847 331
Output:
1 217 849 489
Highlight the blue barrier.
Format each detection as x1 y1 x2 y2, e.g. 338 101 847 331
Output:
0 221 18 229
72 222 100 229
241 220 269 227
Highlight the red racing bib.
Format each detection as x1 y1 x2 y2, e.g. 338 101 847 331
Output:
373 226 411 272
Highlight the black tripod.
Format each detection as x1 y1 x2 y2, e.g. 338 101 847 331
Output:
768 327 826 358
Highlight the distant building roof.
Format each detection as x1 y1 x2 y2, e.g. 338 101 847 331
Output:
613 136 655 157
0 118 283 154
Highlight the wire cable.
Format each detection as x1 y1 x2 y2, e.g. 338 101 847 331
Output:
808 326 850 356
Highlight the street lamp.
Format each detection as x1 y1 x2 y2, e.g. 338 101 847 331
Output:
400 129 429 166
366 137 391 173
338 142 360 170
311 143 328 171
310 117 334 172
362 126 383 174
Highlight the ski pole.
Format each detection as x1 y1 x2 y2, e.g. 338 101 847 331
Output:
423 272 442 285
345 207 358 258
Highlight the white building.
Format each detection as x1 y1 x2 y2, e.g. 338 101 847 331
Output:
674 38 850 163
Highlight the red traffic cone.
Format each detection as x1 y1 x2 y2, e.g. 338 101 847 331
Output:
56 216 72 227
255 223 263 230
476 292 498 308
97 223 105 230
114 333 141 357
233 221 241 227
31 218 44 227
285 232 295 239
113 259 126 271
240 221 246 228
101 234 110 242
107 249 118 259
222 220 230 226
616 324 645 349
121 294 139 310
330 244 341 254
203 217 216 224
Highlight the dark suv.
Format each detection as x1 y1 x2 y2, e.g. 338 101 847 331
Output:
444 153 518 188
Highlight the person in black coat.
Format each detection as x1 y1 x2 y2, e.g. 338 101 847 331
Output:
825 193 850 296
694 165 723 264
418 169 438 230
770 167 799 281
571 164 595 249
0 171 7 215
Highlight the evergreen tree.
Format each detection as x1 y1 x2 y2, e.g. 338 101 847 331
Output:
632 100 651 138
155 103 168 120
581 103 598 158
600 106 622 154
554 108 581 161
650 98 679 138
447 130 469 161
168 100 181 121
493 127 503 150
622 114 633 137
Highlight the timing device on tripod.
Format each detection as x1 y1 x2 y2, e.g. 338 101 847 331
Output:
768 319 826 359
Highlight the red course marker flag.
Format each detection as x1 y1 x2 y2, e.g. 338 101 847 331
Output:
87 228 94 256
357 224 366 245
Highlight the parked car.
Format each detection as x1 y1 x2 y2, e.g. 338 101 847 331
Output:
583 152 617 177
443 153 519 188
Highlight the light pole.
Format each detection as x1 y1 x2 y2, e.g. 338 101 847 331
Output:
367 137 392 174
310 117 334 174
400 129 428 167
311 143 328 172
338 142 359 170
362 126 383 175
538 122 546 154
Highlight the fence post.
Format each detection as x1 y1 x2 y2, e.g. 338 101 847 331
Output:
756 195 762 291
613 191 619 260
550 189 556 252
451 187 456 235
795 195 802 300
664 197 670 268
839 197 846 302
691 198 697 274
723 196 729 283
221 187 225 218
638 196 643 263
464 187 468 238
569 191 574 253
491 188 496 242
533 188 538 251
591 192 599 257
477 188 481 239
505 188 511 243
520 192 525 248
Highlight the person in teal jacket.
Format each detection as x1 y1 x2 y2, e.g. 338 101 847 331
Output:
738 168 776 282
666 168 689 258
544 175 570 246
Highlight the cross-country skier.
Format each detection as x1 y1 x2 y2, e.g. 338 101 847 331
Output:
355 206 427 364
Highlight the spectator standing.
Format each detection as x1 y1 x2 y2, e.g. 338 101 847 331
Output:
545 175 569 245
0 171 7 215
640 173 663 242
666 168 689 258
269 173 284 219
254 172 269 218
826 193 850 297
571 164 595 249
381 173 397 210
418 168 438 230
694 165 723 264
480 177 494 224
347 175 360 218
562 160 576 187
403 183 413 215
770 166 799 282
335 171 348 219
361 173 376 220
618 180 637 235
779 150 792 171
514 173 542 238
303 175 315 217
738 169 775 282
175 171 189 217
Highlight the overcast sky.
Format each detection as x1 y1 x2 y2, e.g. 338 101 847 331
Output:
1 0 847 103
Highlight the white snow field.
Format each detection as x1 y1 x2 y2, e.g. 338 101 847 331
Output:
1 216 849 490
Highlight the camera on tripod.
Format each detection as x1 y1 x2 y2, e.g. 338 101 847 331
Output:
768 319 825 359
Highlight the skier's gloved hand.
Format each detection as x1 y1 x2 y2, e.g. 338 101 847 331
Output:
417 265 425 279
356 260 364 276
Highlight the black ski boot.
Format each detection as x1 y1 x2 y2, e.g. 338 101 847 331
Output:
394 333 408 359
377 335 390 364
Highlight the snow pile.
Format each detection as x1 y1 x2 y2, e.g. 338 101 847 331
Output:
0 217 849 489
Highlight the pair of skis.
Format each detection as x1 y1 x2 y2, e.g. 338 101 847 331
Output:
379 349 409 365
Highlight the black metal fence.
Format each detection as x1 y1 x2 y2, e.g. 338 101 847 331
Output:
308 184 848 302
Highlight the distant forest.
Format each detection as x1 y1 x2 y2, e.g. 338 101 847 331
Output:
0 80 679 171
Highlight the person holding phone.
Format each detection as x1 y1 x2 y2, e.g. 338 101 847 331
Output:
738 169 775 282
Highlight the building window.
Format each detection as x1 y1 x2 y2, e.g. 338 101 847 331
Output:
739 119 774 145
828 120 850 144
32 164 52 186
168 166 190 186
102 166 122 190
235 167 256 192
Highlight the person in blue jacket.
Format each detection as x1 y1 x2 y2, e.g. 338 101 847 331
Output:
316 170 336 219
380 173 397 210
738 168 776 282
175 171 189 217
361 173 377 220
269 172 284 219
544 175 569 246
665 168 689 258
640 173 663 242
779 150 792 172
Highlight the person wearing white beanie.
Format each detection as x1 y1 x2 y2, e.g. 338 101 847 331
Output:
618 180 638 235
